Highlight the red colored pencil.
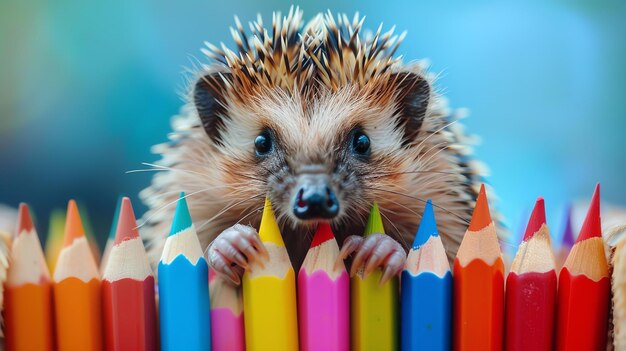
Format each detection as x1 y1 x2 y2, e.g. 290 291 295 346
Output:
556 184 610 350
453 184 504 351
504 197 556 351
102 198 157 351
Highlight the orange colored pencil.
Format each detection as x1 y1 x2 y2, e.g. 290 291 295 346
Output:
453 184 504 351
53 200 103 351
556 184 610 350
4 203 54 351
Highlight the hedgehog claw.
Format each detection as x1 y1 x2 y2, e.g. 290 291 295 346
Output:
339 234 405 280
207 224 266 284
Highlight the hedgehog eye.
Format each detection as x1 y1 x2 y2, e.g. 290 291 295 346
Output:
254 130 273 156
352 131 371 156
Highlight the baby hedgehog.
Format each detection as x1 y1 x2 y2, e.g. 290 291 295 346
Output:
140 8 486 284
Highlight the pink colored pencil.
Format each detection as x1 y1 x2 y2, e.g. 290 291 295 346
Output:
297 222 349 351
209 268 245 351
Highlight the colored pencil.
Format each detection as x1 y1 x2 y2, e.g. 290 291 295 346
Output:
4 203 54 351
158 193 211 351
504 197 557 351
242 197 299 351
401 200 451 351
100 196 122 274
102 197 157 351
78 203 101 264
44 209 65 272
453 184 504 351
209 268 245 351
612 226 626 349
556 184 610 350
53 200 102 351
0 228 10 338
556 204 574 269
298 222 349 351
351 202 398 351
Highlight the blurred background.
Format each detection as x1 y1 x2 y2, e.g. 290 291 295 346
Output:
1 0 625 251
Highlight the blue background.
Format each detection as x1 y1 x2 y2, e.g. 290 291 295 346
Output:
1 1 624 248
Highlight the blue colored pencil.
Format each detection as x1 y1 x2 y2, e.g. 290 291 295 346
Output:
158 193 212 351
401 200 452 351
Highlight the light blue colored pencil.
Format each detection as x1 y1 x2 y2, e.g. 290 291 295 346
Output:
401 200 452 351
100 196 122 274
158 193 212 351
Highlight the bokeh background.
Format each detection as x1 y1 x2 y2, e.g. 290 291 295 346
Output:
1 0 625 250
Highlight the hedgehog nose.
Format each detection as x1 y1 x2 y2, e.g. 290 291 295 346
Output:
293 175 339 220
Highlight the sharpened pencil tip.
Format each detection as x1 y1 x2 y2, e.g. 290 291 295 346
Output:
258 196 285 246
576 183 601 242
412 199 438 249
561 203 575 248
63 200 85 247
170 192 193 236
16 203 35 235
468 184 492 232
310 222 335 248
522 197 546 241
108 196 123 240
364 202 385 236
114 197 140 244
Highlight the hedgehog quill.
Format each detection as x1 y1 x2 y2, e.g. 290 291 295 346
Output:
140 8 485 282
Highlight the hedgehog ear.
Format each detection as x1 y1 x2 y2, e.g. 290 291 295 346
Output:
193 72 231 143
392 72 430 145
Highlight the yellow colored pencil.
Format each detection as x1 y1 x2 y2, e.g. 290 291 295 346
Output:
242 197 298 351
351 202 398 351
44 209 65 273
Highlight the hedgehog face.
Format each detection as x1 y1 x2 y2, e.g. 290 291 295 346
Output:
183 10 437 229
193 72 430 228
143 10 481 265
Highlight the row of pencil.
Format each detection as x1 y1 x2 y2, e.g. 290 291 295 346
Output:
245 184 611 351
2 184 613 351
3 195 210 351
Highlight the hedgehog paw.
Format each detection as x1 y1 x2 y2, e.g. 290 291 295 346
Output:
338 234 406 284
207 224 269 285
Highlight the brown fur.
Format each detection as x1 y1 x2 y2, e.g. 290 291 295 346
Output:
140 8 487 270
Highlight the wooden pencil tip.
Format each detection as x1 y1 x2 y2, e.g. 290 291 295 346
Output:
114 197 139 245
108 196 123 240
16 202 35 235
310 222 335 248
468 184 492 231
258 196 285 246
561 204 574 248
364 202 385 236
412 199 438 249
169 192 193 236
576 183 602 242
63 199 86 247
522 197 546 241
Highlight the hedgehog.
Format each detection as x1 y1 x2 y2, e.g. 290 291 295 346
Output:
139 8 486 284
